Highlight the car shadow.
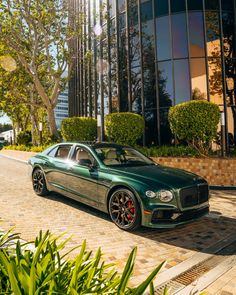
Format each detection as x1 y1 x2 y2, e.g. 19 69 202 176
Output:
43 191 236 257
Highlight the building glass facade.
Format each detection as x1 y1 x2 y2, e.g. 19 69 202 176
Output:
69 0 236 147
54 89 69 128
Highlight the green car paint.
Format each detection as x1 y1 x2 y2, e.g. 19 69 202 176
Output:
29 142 209 230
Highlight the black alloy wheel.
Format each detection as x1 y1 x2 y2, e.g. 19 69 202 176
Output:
32 168 49 196
109 188 141 231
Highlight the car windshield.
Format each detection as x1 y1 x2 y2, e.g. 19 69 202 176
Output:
94 147 155 167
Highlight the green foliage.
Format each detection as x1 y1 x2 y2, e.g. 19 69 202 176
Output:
0 0 81 138
3 144 55 152
61 117 97 141
16 130 32 145
137 145 200 157
105 112 144 146
0 230 165 294
168 100 220 155
0 123 12 133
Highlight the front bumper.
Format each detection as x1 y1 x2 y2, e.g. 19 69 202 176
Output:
142 205 209 228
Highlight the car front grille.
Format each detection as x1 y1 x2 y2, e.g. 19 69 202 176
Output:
179 184 209 208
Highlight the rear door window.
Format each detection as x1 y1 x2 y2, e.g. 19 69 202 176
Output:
47 145 72 159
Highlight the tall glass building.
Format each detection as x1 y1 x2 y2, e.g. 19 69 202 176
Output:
69 0 236 147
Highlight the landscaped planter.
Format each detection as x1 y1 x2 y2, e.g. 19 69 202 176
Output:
152 157 236 187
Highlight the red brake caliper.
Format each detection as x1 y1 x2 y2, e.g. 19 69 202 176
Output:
127 200 135 220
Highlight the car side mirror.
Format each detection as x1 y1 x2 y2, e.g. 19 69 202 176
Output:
78 159 98 170
78 159 93 167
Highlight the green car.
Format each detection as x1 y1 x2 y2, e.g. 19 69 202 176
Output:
29 142 209 231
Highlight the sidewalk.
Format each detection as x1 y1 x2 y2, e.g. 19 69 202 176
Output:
207 265 236 295
0 149 37 162
1 149 236 294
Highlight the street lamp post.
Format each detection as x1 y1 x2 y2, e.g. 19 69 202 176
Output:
39 122 43 146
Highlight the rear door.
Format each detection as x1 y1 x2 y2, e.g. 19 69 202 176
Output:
45 144 73 190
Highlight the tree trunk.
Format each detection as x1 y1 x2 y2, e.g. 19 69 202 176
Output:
46 106 59 139
31 113 38 146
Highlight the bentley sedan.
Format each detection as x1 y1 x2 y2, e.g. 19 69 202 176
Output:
29 142 209 231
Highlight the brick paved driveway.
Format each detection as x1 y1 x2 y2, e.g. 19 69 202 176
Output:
0 155 236 286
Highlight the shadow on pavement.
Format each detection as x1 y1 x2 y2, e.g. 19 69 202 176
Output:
44 191 236 256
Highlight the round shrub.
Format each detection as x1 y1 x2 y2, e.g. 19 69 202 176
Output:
105 112 144 146
61 117 97 141
168 100 220 155
17 130 32 145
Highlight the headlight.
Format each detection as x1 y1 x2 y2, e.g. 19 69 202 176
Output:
158 190 173 202
145 190 157 199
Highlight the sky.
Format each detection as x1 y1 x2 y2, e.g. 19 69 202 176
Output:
0 114 11 124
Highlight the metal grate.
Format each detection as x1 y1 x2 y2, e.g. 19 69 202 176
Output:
180 184 209 208
155 281 184 295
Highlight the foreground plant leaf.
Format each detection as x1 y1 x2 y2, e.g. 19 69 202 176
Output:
0 230 170 294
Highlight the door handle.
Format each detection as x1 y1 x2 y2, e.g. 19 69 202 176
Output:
67 167 73 171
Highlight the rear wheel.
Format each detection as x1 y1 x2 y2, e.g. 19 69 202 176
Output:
32 168 49 196
109 188 141 231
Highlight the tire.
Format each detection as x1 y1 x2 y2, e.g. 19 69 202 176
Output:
32 168 49 196
109 188 141 231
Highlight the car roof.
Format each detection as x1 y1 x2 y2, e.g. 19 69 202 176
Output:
57 142 129 149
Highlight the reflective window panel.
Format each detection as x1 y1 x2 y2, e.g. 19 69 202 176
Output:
208 57 223 105
174 59 191 104
205 0 219 10
158 61 174 107
190 58 207 99
130 25 141 68
131 67 142 114
170 0 186 13
142 19 155 61
129 0 138 27
141 0 153 22
188 12 205 57
119 28 128 112
109 0 116 18
187 0 203 10
110 21 118 112
171 13 188 59
102 39 110 116
118 0 125 13
205 11 221 57
221 0 234 10
222 12 235 58
156 16 171 61
155 0 169 17
225 59 236 145
227 106 235 144
160 107 172 144
119 12 126 31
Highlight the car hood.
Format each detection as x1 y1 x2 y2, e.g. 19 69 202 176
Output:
110 164 205 190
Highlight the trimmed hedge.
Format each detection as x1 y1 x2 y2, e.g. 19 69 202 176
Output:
3 144 54 152
138 145 200 157
105 112 144 146
61 117 97 141
168 100 220 155
16 130 32 145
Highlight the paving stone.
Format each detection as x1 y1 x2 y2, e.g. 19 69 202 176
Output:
0 150 236 291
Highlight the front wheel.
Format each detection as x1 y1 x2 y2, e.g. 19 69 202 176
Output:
109 188 141 231
32 168 49 196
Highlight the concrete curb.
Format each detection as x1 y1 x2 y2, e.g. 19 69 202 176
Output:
209 185 236 190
